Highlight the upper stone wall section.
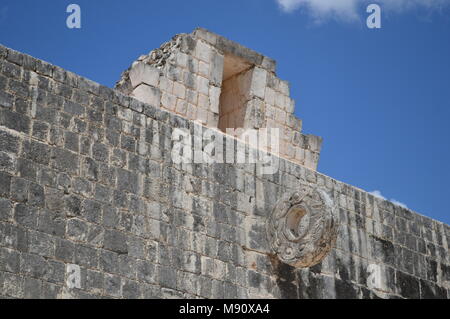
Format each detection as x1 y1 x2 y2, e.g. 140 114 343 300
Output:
115 28 322 171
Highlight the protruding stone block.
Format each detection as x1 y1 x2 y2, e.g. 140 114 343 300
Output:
250 67 267 100
132 84 161 107
209 86 221 114
209 52 224 86
194 41 212 63
129 62 160 89
306 135 323 153
262 56 276 73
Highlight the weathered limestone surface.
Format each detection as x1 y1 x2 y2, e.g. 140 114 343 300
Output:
0 32 449 299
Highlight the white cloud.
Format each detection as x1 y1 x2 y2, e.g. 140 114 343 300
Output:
277 0 359 21
369 190 386 200
391 199 408 209
276 0 450 21
369 190 408 209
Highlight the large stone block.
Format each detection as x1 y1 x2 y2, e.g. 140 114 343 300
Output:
104 230 128 255
132 84 161 107
250 67 267 99
209 86 221 114
194 40 212 63
209 52 224 86
129 62 160 89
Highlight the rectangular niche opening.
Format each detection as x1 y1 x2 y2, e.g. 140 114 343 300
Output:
218 54 253 134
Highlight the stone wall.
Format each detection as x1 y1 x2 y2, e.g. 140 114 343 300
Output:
0 35 449 299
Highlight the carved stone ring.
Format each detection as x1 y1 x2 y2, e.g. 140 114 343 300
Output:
267 186 338 268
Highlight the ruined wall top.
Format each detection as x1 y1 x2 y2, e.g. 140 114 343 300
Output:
115 28 323 171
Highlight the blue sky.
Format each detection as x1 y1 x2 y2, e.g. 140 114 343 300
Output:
0 0 449 224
